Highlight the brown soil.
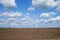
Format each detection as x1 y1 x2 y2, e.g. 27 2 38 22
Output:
0 28 60 40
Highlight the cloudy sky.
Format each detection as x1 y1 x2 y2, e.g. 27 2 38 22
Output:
0 0 60 28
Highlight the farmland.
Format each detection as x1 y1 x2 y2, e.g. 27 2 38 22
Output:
0 28 60 40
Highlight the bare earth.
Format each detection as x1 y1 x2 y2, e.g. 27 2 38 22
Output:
0 28 60 40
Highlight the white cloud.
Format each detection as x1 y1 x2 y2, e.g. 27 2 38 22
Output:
7 18 16 21
0 13 35 27
0 12 34 27
56 16 60 20
40 12 56 18
56 0 60 6
40 13 50 18
9 22 20 26
48 18 57 23
43 16 60 23
29 0 60 11
32 0 57 9
0 12 60 28
21 16 33 24
56 6 60 11
40 19 49 23
28 6 35 11
0 12 22 17
0 19 4 23
0 0 16 8
5 18 21 26
56 0 60 11
49 17 60 23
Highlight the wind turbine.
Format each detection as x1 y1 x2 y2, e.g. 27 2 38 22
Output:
33 15 40 28
35 19 40 28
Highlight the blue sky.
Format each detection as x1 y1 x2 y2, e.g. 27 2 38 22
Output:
0 0 60 28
